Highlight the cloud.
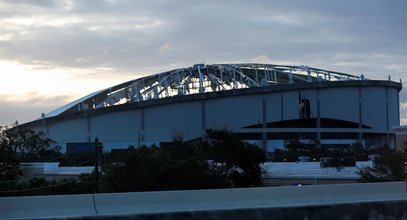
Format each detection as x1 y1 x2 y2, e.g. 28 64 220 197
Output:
0 0 405 75
0 94 71 126
2 1 402 70
249 55 273 64
0 0 406 124
159 42 172 55
1 0 59 8
401 99 407 125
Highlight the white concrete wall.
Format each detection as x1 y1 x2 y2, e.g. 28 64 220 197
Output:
281 90 299 120
48 118 88 144
91 110 141 143
265 92 282 122
0 194 96 219
31 84 399 150
205 94 262 131
30 125 48 135
319 87 359 123
1 182 407 219
388 88 400 127
300 89 318 118
362 87 387 132
144 102 201 142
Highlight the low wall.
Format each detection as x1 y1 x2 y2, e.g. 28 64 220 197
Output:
263 177 359 186
1 182 407 219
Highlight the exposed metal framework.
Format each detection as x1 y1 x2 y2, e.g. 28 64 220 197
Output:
44 63 365 118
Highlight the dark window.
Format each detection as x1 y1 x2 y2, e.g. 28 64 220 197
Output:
267 132 300 140
321 133 359 139
66 142 94 153
236 132 262 139
299 99 311 118
243 118 371 129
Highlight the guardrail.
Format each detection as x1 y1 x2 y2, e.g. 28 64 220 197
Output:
1 181 407 219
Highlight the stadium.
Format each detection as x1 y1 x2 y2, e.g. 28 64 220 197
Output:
18 63 402 153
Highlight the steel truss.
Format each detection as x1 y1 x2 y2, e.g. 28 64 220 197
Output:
97 64 362 108
46 63 364 117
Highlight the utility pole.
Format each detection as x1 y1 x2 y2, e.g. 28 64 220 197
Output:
94 138 101 193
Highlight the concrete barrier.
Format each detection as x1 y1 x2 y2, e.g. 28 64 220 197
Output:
1 181 407 219
0 194 96 219
94 181 407 217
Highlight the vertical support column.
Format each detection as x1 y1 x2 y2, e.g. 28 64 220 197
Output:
94 138 101 193
288 72 293 84
316 89 321 147
273 69 277 84
198 66 205 93
264 67 268 82
262 96 267 153
140 108 145 147
397 89 400 126
385 87 390 148
280 92 284 120
358 87 363 146
87 116 91 142
255 68 259 84
201 100 206 142
232 70 237 89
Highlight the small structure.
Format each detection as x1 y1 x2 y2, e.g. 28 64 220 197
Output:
262 161 372 186
392 125 407 151
20 162 93 181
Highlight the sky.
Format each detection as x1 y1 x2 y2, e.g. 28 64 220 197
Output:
0 0 406 126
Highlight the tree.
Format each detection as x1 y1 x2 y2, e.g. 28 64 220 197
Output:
5 128 61 162
1 128 267 196
358 149 406 182
1 174 96 197
205 129 266 187
103 144 226 192
0 126 62 191
0 127 21 189
102 129 266 192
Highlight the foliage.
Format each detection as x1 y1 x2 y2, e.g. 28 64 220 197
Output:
0 126 62 191
103 144 227 192
0 128 21 186
0 174 95 197
60 152 94 166
1 128 266 196
0 126 61 162
205 129 267 187
358 150 406 182
103 129 266 192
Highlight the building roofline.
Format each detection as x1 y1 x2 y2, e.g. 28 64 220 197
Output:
19 80 402 129
41 63 398 119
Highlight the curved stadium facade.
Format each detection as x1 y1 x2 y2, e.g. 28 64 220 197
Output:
20 63 402 153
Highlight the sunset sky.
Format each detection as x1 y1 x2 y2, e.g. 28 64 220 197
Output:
0 0 406 126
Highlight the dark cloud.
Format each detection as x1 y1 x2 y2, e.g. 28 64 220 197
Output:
0 94 71 126
0 0 406 124
0 0 405 73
